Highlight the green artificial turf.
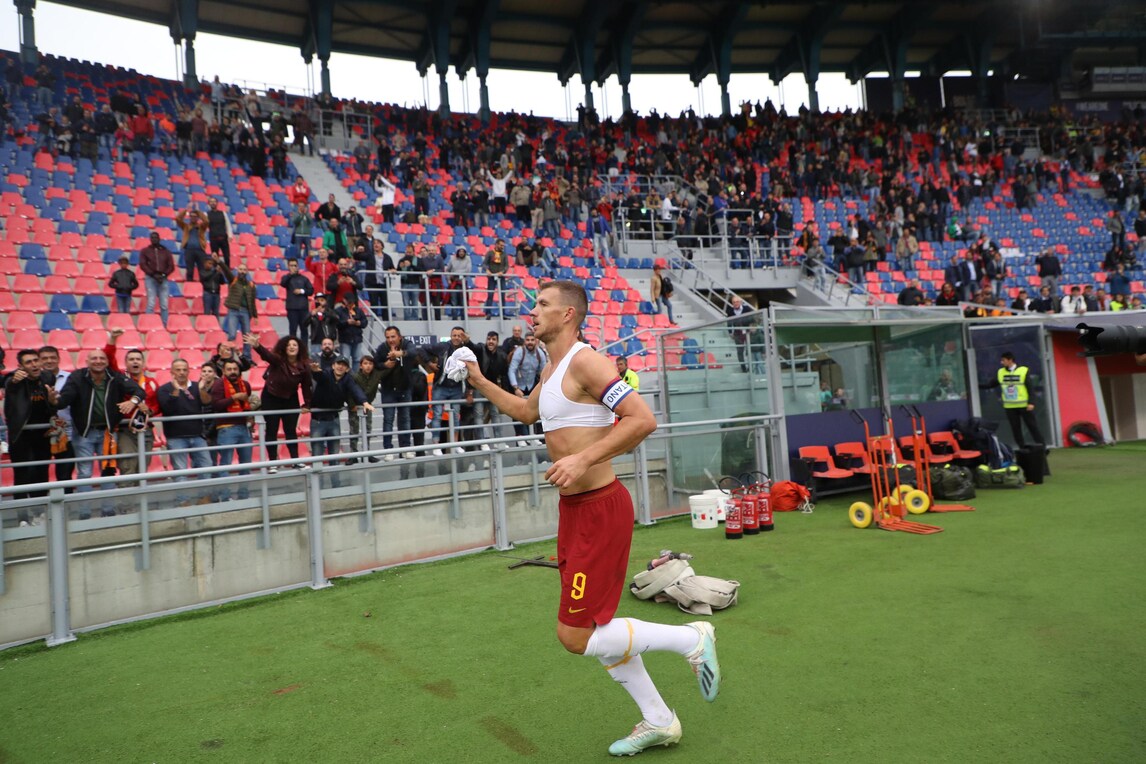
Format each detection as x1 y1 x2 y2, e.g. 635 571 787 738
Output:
1 445 1144 763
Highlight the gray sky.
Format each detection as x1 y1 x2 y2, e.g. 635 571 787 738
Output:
3 2 866 120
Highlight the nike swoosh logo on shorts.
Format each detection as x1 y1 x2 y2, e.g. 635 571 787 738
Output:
567 607 586 614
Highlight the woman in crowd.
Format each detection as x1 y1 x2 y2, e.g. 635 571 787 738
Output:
245 333 313 469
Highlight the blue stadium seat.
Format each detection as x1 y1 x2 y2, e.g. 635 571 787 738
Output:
80 295 110 314
20 243 46 260
42 313 74 332
24 259 52 276
49 294 80 314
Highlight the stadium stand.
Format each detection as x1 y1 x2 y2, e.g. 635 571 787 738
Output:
1 47 1145 487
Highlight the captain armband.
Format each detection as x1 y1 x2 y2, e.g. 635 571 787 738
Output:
601 377 634 412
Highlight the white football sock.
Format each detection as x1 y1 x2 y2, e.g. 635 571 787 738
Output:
599 654 675 728
583 618 699 659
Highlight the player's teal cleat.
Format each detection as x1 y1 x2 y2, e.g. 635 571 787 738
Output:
608 712 682 756
686 621 720 702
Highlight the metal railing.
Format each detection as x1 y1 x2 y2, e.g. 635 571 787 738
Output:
1 414 781 649
315 106 373 152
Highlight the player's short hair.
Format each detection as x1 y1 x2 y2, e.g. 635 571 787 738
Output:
539 280 588 324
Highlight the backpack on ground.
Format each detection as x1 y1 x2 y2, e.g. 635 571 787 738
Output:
985 433 1016 469
974 464 1024 489
930 464 976 501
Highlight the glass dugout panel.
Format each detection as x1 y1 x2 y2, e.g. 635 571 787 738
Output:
881 323 969 406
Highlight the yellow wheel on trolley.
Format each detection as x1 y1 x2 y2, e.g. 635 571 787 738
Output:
903 489 931 515
879 496 896 514
895 484 915 501
849 501 874 529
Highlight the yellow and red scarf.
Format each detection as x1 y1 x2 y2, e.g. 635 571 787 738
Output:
223 377 251 413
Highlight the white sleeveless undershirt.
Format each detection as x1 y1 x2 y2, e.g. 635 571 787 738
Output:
538 343 616 432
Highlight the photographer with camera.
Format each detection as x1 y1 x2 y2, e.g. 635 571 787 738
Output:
139 231 175 327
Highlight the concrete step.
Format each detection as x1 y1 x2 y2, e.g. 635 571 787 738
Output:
289 151 358 213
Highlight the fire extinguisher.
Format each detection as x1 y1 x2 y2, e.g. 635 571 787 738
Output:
724 494 743 540
759 488 774 532
741 487 760 535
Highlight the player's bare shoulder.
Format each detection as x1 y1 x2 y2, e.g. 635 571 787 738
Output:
568 344 618 397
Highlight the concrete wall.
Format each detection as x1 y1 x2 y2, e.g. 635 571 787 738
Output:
2 465 670 648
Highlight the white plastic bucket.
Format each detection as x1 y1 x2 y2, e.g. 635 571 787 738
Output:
703 489 729 522
689 495 719 529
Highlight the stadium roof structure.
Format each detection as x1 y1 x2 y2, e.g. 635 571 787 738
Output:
34 0 1146 114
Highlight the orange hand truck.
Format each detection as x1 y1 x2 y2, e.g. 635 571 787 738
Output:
847 410 942 534
900 404 975 513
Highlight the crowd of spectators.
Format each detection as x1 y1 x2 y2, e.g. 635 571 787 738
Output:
6 52 1146 504
1 312 643 520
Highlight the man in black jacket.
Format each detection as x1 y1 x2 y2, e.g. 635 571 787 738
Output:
897 279 925 306
302 293 339 353
309 356 372 487
1030 285 1058 313
373 326 418 459
206 197 233 268
56 348 145 517
280 259 314 344
1035 247 1062 296
93 103 118 160
474 331 510 446
334 292 369 365
156 359 212 495
4 350 58 520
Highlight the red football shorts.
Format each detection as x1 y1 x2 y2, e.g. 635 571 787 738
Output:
556 479 635 628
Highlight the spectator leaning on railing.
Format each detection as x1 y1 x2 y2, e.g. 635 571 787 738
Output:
308 355 373 485
3 349 58 521
373 325 418 460
209 358 254 500
156 359 211 485
55 348 146 517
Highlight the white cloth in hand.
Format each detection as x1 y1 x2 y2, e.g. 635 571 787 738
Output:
444 346 477 382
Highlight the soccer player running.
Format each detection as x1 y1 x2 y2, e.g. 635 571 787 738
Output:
463 280 720 756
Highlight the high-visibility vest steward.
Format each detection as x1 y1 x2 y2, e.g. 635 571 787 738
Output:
997 366 1031 409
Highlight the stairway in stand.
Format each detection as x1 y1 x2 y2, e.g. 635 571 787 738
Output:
289 152 359 215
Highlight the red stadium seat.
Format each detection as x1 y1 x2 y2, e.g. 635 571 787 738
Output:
928 431 982 462
10 329 44 349
174 330 201 349
54 260 81 278
5 313 40 333
833 442 874 475
164 314 193 332
72 277 103 295
136 314 166 332
72 314 105 333
898 435 953 465
798 446 855 480
46 330 80 352
43 275 73 294
17 293 48 313
12 274 41 293
194 315 222 332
